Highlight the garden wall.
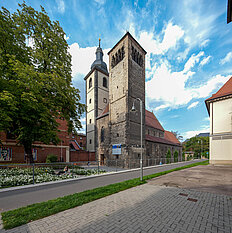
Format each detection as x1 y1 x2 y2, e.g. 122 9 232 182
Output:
70 151 95 162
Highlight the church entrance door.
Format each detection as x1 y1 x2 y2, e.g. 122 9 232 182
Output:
100 154 105 165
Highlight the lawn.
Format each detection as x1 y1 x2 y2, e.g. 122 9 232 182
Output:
1 160 208 229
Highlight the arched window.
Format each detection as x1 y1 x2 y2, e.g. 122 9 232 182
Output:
103 77 107 88
101 127 104 142
89 78 92 89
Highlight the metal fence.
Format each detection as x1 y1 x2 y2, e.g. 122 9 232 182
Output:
0 158 193 188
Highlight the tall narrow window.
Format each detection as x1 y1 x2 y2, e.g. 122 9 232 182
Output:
89 119 92 124
89 98 91 104
103 77 107 88
101 127 104 142
89 139 92 144
89 78 92 89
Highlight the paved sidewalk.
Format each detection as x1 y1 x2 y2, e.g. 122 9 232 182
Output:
1 184 231 233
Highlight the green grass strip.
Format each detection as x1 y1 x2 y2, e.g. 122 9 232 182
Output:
1 160 208 229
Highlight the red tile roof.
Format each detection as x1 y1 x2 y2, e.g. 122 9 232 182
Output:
206 77 232 102
97 103 109 118
146 134 181 146
164 131 181 145
205 77 232 113
70 141 80 150
145 110 164 131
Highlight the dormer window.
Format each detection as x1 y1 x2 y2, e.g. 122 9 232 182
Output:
89 78 92 89
103 77 107 88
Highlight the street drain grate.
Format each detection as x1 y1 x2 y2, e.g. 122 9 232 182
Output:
179 193 188 196
187 198 198 202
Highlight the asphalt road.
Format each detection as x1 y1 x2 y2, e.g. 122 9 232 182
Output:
0 159 205 212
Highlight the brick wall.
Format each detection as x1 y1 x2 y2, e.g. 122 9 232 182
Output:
0 118 71 163
70 151 95 162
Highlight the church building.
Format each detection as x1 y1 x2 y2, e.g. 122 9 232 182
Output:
85 32 182 167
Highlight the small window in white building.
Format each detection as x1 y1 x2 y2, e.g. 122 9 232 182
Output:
89 78 92 89
89 99 91 104
103 98 107 103
89 139 92 144
89 119 92 124
103 77 107 88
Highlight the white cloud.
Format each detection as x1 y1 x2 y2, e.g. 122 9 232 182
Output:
201 39 210 47
138 22 184 56
183 126 210 140
68 42 109 78
146 54 231 110
177 48 190 61
220 52 232 65
204 117 210 122
154 104 170 111
199 56 211 66
183 51 204 73
187 101 199 110
26 37 35 48
64 35 70 41
160 22 184 53
77 117 86 134
56 0 65 14
178 1 223 48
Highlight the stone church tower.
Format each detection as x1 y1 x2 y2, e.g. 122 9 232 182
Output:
84 39 109 153
107 32 146 164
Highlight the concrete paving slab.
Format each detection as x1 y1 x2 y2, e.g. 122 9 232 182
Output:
1 184 231 233
148 165 232 196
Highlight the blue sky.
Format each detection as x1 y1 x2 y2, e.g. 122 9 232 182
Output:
2 0 232 140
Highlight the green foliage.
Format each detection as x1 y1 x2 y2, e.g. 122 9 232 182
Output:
174 150 178 162
183 136 209 158
71 168 106 175
46 154 58 163
182 152 185 161
1 160 208 229
0 4 85 163
171 131 183 142
166 149 171 164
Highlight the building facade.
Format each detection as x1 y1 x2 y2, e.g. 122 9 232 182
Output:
205 77 232 165
85 32 182 167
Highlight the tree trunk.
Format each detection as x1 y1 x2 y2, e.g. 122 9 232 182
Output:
24 145 34 164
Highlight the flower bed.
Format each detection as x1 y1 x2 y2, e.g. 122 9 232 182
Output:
71 168 106 176
0 167 106 188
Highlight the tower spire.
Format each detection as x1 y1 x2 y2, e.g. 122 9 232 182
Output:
90 37 108 73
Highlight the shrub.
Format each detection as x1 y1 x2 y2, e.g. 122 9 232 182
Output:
166 149 171 164
182 152 185 161
46 154 58 163
174 150 179 162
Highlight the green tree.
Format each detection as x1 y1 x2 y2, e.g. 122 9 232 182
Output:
182 151 185 161
166 149 171 164
171 131 183 142
174 150 178 162
0 4 85 163
183 136 209 158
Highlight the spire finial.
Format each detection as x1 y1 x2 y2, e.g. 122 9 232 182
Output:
99 38 101 47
